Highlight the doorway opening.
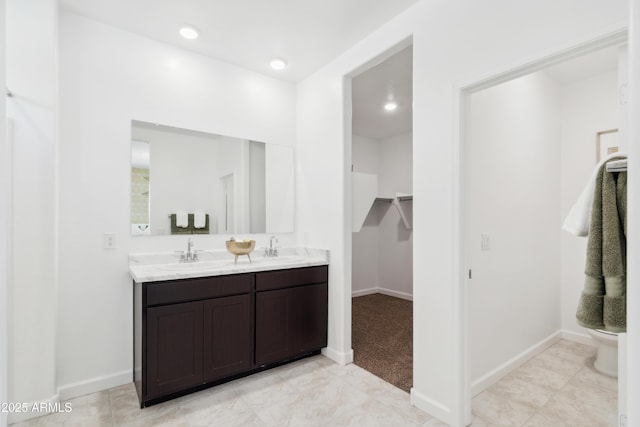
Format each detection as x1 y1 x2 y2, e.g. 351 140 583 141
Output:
349 44 414 393
219 172 235 234
459 33 627 425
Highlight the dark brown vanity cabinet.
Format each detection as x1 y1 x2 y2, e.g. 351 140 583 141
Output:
146 301 204 399
255 266 328 366
135 273 254 406
134 265 327 407
202 294 253 382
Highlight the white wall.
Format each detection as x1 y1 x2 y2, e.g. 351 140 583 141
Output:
6 0 58 421
295 1 627 423
468 72 562 385
264 144 295 234
0 1 8 425
352 132 413 298
560 70 619 339
352 135 381 294
56 11 296 399
378 133 413 298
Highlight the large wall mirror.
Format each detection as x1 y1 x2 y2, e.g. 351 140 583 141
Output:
130 120 294 236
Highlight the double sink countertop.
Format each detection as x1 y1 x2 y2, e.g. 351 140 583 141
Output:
129 247 329 283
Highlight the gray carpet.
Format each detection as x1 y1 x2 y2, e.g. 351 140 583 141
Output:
352 293 412 393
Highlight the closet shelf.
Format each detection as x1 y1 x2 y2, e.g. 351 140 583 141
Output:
374 197 394 203
352 172 413 231
394 195 413 230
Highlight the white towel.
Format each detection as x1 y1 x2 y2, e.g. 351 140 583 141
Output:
562 152 627 237
176 211 188 228
194 212 206 229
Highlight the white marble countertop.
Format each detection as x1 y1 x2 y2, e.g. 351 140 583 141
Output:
129 247 329 283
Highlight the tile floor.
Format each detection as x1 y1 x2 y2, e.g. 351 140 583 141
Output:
11 339 616 427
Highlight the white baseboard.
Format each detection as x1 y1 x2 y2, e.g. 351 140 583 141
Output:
8 393 59 424
561 329 595 347
57 369 131 401
471 330 562 396
351 287 378 298
322 346 354 365
352 287 413 301
410 387 451 425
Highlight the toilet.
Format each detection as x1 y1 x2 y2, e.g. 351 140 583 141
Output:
586 329 618 377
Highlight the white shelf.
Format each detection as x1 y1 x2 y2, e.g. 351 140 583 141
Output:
374 197 394 203
393 194 413 229
352 172 413 231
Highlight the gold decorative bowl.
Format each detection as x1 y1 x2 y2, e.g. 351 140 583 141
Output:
225 240 256 264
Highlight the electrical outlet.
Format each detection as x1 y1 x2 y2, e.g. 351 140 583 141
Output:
481 233 490 251
104 232 116 249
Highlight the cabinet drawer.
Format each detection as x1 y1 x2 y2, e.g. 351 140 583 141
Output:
256 265 328 292
146 274 253 306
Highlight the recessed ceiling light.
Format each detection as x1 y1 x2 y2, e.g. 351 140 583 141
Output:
384 102 398 111
179 26 199 40
269 58 288 71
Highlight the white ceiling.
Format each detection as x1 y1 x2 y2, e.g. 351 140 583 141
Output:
59 2 618 143
352 46 412 140
60 0 420 83
350 44 619 141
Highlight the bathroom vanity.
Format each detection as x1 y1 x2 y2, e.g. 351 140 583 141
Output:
130 249 328 407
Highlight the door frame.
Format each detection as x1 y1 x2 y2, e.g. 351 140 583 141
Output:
453 29 628 425
341 34 413 376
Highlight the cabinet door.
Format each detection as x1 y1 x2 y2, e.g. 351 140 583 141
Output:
293 283 328 353
203 294 253 382
255 288 294 366
146 301 203 399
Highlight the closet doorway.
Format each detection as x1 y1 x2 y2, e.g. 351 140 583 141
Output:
350 44 414 392
462 38 627 425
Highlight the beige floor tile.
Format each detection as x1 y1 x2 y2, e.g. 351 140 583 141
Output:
558 380 617 418
570 362 618 392
108 383 182 427
544 340 596 365
508 362 570 392
534 382 617 427
472 388 537 427
276 357 336 391
249 375 370 426
7 341 619 427
488 373 554 409
178 391 265 427
331 396 429 427
523 351 583 379
522 410 571 426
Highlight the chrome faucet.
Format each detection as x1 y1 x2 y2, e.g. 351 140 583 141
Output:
179 238 199 262
264 235 279 257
